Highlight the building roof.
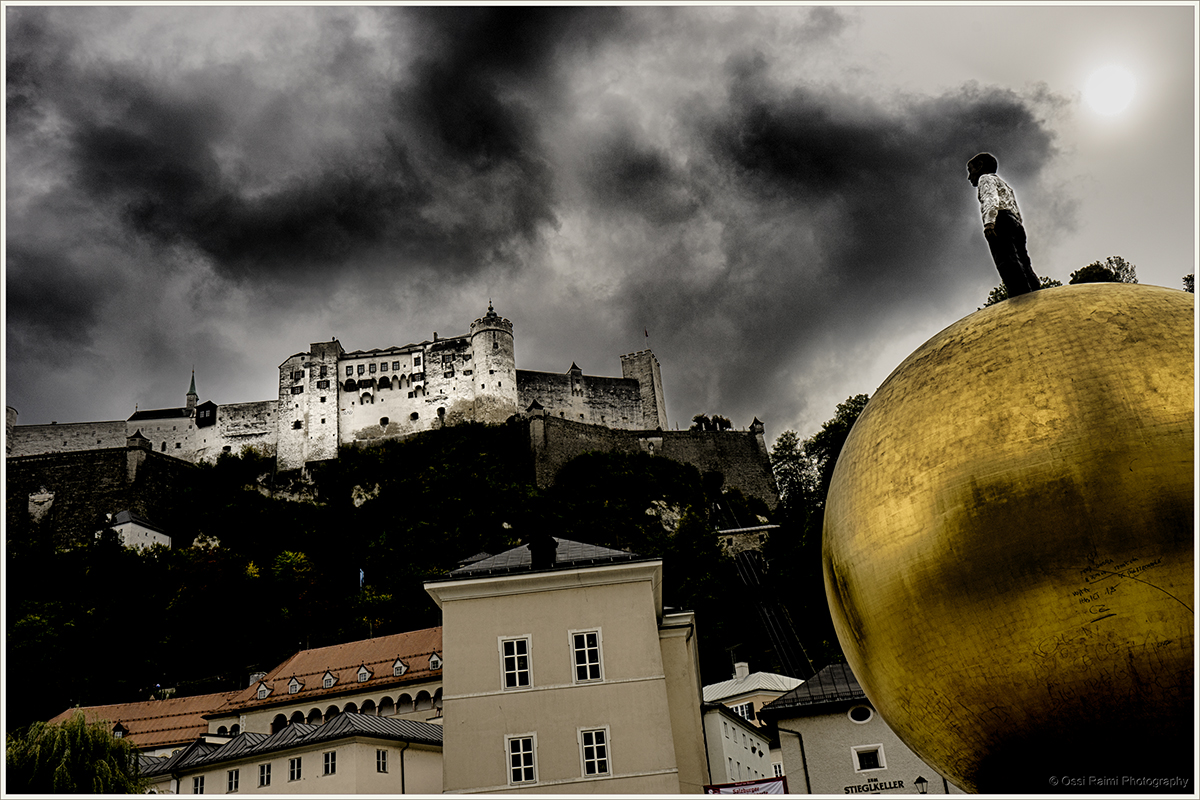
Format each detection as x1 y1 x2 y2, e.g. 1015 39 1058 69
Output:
47 691 241 750
128 407 192 421
702 670 804 703
215 627 443 714
112 509 166 533
439 538 650 579
758 662 865 716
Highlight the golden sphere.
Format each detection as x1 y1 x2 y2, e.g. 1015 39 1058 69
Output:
823 284 1194 793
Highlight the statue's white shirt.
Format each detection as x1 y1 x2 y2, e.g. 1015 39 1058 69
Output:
977 173 1022 227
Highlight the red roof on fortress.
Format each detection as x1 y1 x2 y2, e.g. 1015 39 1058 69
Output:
47 690 240 750
221 627 443 712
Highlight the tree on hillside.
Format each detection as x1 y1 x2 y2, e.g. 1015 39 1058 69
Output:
6 711 147 793
983 276 1062 307
1070 255 1138 285
766 394 872 668
1183 274 1194 293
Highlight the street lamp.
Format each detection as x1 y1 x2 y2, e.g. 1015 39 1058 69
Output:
914 776 929 794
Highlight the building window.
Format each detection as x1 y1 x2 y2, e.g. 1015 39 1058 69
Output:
292 420 302 430
413 356 421 367
394 659 408 676
773 763 783 778
571 630 602 682
320 365 327 377
852 744 885 772
256 685 269 700
289 757 302 781
317 380 329 389
732 702 756 721
849 705 873 723
346 366 353 377
369 363 377 374
429 653 442 670
357 364 365 375
323 673 335 689
323 751 336 776
580 728 610 777
288 678 301 694
507 735 537 785
175 442 182 449
291 385 303 394
501 637 531 689
376 749 388 772
357 666 371 682
227 769 239 793
380 362 388 372
258 764 271 787
193 776 204 793
393 361 401 370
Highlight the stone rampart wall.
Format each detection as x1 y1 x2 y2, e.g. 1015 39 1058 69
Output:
8 421 128 458
5 447 196 546
529 415 779 508
517 371 644 430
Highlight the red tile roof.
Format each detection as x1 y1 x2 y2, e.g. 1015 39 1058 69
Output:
221 627 443 712
47 691 240 750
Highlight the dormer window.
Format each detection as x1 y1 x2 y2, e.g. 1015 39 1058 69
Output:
112 722 128 739
393 659 408 677
256 684 270 700
429 653 443 670
357 665 372 683
323 671 336 689
288 677 302 694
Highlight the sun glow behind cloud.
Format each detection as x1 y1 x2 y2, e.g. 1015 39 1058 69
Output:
1084 65 1137 115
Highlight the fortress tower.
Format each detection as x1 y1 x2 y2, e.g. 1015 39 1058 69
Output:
276 338 345 470
620 350 668 430
470 304 518 424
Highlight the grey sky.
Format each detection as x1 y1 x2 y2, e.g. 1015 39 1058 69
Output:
4 5 1195 444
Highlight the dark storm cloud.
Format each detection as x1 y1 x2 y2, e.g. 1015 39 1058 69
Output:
4 245 109 352
584 129 702 226
604 54 1062 429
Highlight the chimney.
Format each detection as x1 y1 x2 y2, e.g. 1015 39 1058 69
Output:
734 661 750 680
528 533 558 570
249 671 267 687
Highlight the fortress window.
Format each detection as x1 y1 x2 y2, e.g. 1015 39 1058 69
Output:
369 363 376 373
293 421 303 430
346 366 353 377
293 371 304 381
392 361 400 370
176 442 182 449
345 380 357 392
161 442 167 451
380 417 389 427
320 418 325 425
493 341 499 349
413 357 421 367
291 386 304 394
357 365 365 375
408 392 415 398
320 396 326 403
317 380 329 389
463 370 472 376
223 446 232 453
380 362 388 372
437 407 445 418
411 412 419 421
320 365 327 377
444 371 454 378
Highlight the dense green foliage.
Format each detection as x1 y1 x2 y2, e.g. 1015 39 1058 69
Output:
1069 255 1137 285
7 418 795 732
6 711 147 793
767 394 871 668
982 275 1063 307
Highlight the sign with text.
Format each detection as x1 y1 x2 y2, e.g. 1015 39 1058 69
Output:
704 777 789 794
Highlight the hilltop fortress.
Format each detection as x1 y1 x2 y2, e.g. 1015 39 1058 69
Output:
9 305 669 471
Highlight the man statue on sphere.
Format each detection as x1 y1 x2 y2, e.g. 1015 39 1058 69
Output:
967 152 1040 297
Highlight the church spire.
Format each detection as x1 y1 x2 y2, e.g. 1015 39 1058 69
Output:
186 368 198 412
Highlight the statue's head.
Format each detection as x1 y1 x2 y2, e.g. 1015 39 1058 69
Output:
966 152 998 186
